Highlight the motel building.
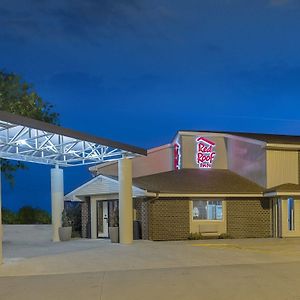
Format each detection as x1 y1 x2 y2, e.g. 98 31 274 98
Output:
2 107 300 265
65 130 300 241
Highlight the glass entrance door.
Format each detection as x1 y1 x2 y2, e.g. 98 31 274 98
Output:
97 201 109 238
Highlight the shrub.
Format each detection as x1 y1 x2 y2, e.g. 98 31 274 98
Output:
64 202 82 237
218 233 232 239
188 232 203 240
61 209 72 227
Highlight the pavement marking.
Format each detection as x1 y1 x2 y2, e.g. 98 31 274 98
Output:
191 243 242 249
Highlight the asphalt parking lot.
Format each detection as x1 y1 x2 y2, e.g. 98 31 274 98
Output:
1 225 300 299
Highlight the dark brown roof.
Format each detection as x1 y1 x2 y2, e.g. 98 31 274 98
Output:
266 183 300 193
0 110 147 155
133 169 264 194
178 130 300 145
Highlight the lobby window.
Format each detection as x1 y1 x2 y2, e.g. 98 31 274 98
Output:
288 197 295 231
192 200 223 220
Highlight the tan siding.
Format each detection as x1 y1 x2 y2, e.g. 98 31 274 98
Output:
267 150 299 188
93 146 173 178
133 146 173 177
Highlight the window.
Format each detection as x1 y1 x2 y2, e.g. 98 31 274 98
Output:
288 197 295 231
193 200 223 220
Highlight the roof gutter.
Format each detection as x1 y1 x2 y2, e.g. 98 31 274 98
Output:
264 191 300 197
145 192 264 198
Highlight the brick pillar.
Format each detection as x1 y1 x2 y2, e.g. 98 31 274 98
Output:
81 198 90 238
141 201 150 240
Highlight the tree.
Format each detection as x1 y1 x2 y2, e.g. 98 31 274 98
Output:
0 71 59 185
1 208 18 224
0 71 59 123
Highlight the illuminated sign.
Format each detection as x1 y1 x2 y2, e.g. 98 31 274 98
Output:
196 137 216 169
174 142 181 170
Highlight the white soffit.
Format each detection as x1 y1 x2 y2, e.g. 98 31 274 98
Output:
0 111 146 167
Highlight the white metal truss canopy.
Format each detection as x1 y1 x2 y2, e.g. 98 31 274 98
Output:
0 111 147 166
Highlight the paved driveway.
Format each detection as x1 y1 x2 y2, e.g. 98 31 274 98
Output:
1 225 300 299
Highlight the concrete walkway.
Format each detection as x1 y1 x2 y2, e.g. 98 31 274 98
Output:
2 225 300 299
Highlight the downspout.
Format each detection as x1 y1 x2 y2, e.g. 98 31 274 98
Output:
148 192 160 203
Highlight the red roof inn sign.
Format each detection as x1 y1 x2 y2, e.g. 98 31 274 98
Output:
196 137 216 169
174 142 181 170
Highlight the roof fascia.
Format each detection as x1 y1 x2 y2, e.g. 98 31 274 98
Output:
177 131 266 147
0 110 147 156
266 143 300 150
145 192 264 198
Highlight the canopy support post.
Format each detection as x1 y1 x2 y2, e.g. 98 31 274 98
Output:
118 157 133 244
51 165 64 242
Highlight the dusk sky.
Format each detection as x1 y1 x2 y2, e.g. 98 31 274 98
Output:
1 0 300 212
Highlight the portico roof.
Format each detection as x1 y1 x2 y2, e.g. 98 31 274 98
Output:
0 111 147 166
64 175 147 201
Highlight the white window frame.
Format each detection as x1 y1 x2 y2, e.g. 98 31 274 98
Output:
192 199 223 221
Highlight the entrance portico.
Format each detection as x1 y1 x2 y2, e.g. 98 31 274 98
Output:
0 110 146 263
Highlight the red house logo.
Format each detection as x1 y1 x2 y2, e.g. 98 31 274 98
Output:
174 142 181 170
196 137 216 169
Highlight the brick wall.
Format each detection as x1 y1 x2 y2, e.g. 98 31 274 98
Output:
134 198 149 240
81 198 90 238
226 198 272 238
148 198 190 241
